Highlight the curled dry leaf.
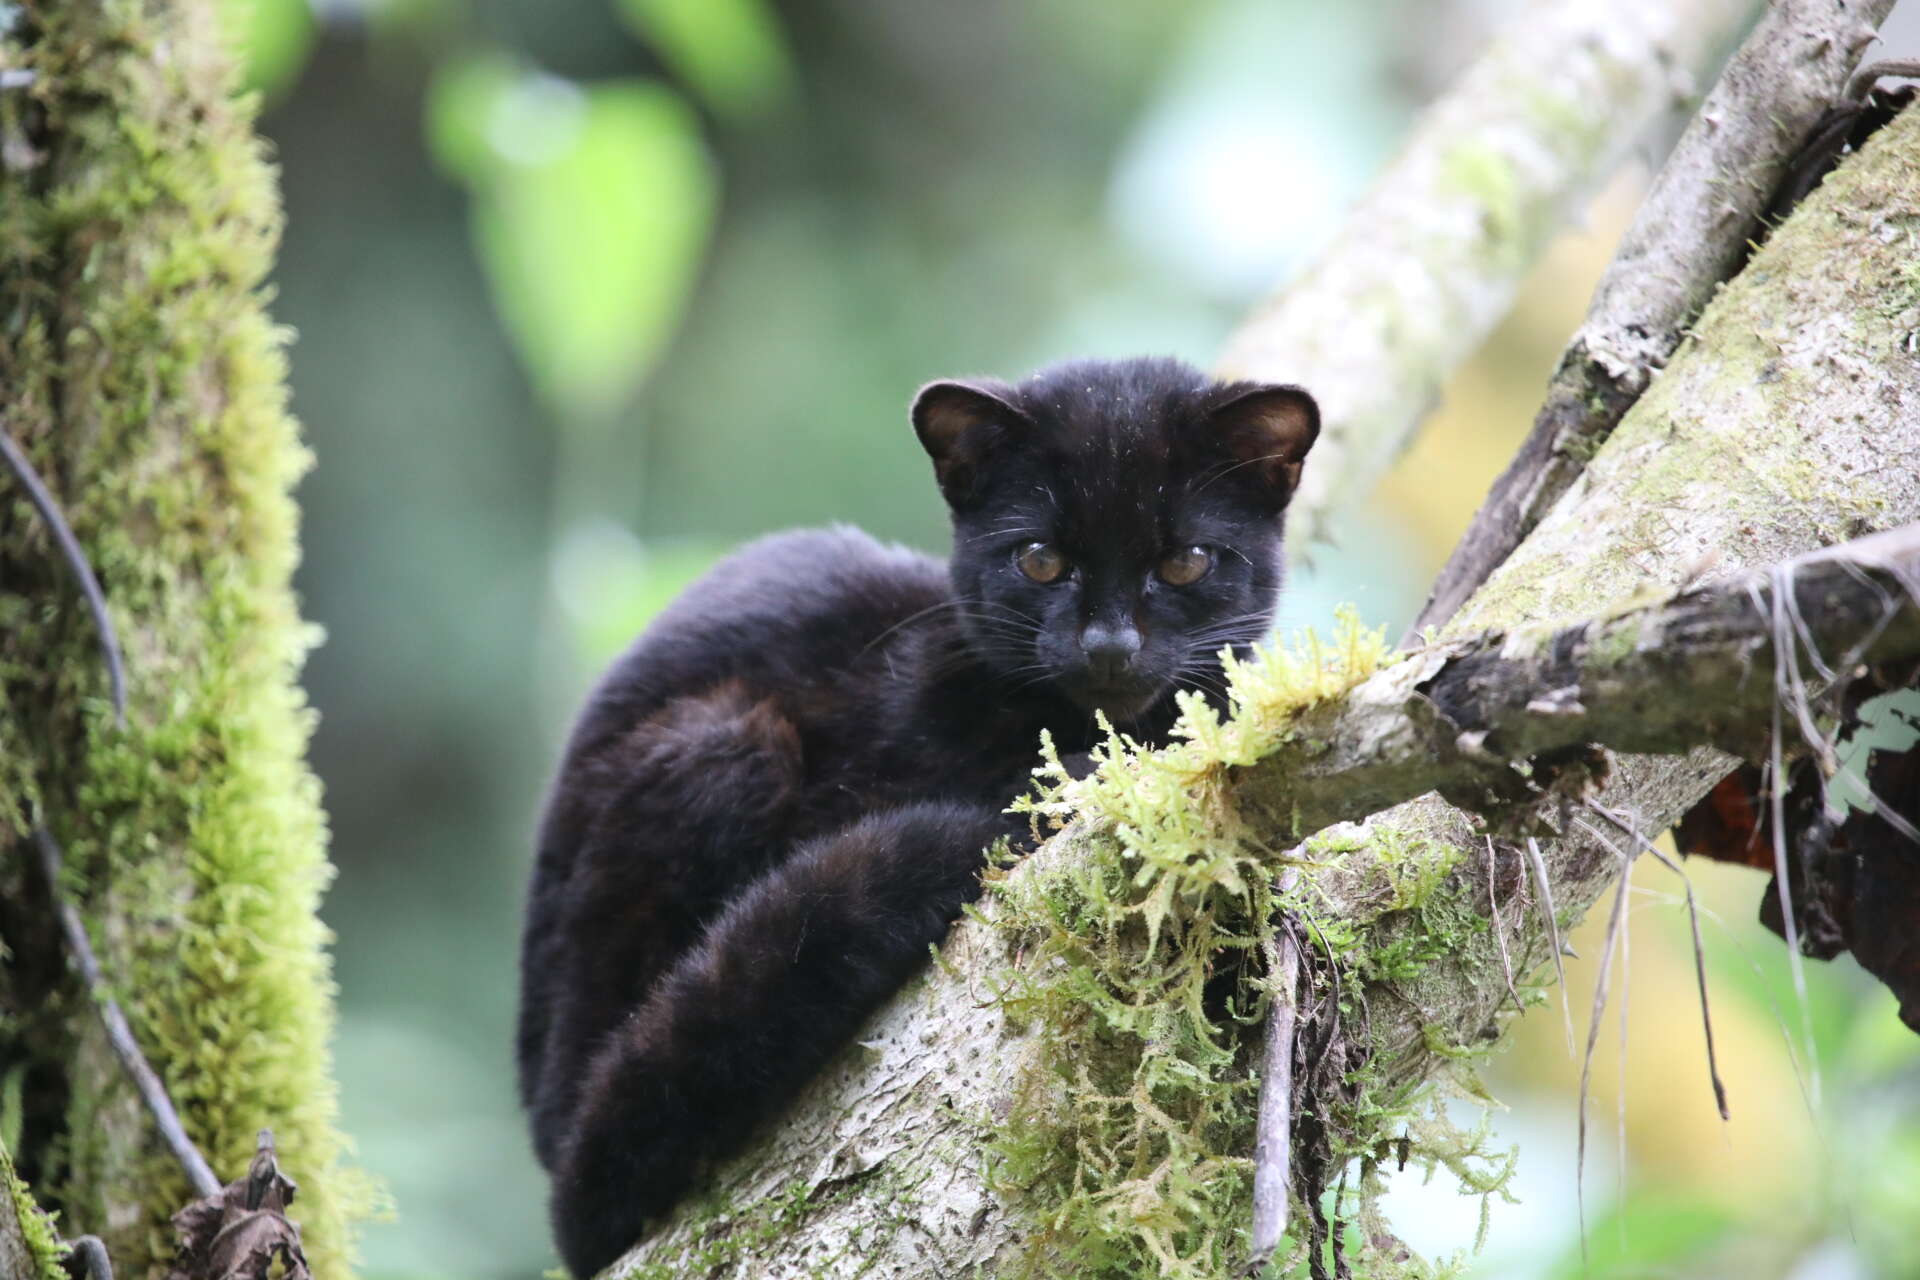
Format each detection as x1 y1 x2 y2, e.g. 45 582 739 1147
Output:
165 1132 309 1280
1677 662 1920 1035
1673 763 1793 872
1755 745 1920 1034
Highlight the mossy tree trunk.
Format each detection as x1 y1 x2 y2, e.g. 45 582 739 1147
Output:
0 2 368 1276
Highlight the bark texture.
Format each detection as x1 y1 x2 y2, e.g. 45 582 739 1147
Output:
0 2 368 1275
1234 523 1920 838
609 102 1920 1280
1409 0 1898 636
1213 0 1763 547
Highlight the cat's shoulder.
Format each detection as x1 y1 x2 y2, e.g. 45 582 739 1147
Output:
663 524 948 629
560 525 947 770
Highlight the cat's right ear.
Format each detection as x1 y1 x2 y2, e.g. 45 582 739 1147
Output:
911 379 1028 508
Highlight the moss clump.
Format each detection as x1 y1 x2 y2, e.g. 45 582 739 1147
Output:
978 609 1522 1277
979 610 1372 1277
2 1141 69 1280
0 1 374 1273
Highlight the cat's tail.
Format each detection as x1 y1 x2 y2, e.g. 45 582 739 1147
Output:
548 799 1010 1277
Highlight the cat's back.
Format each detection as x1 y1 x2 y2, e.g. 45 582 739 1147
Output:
562 524 948 765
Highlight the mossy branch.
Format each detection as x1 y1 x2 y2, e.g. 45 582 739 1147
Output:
1409 0 1897 635
1214 0 1765 548
610 93 1920 1280
1234 521 1920 840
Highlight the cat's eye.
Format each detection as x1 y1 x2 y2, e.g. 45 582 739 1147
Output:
1015 542 1069 584
1157 545 1215 586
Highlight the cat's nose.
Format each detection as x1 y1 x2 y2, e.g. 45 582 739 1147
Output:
1081 621 1141 683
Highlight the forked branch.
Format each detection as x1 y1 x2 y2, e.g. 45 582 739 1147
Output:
1408 0 1897 638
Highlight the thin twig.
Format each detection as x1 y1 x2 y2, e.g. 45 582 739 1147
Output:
1614 869 1630 1244
1769 674 1824 1110
63 1235 113 1280
1584 804 1730 1121
0 427 126 727
1249 868 1303 1270
1484 837 1523 1014
1524 837 1575 1055
1845 57 1920 102
30 826 220 1198
1573 845 1631 1266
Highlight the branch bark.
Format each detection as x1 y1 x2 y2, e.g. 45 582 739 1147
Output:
1233 522 1920 838
1407 0 1896 637
609 95 1920 1280
1214 0 1764 547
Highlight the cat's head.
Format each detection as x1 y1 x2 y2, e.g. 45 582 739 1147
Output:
912 356 1318 725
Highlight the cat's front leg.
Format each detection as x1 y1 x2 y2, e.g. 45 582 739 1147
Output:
548 798 1015 1277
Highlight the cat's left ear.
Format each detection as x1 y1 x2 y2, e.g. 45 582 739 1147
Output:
1206 384 1320 505
911 378 1030 508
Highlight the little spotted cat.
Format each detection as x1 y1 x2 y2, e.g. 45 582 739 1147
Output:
516 356 1319 1275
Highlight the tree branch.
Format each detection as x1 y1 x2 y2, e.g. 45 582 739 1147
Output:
1234 522 1920 839
1407 0 1896 638
1214 0 1765 548
611 102 1920 1280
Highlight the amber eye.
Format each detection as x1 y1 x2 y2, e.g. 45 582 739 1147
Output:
1157 545 1214 586
1015 542 1069 584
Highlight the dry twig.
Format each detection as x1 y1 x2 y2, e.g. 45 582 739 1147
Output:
30 827 220 1199
0 427 126 726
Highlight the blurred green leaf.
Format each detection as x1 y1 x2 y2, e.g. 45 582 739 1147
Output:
615 0 794 120
552 522 727 664
1851 1109 1920 1279
424 52 521 184
430 63 717 420
1544 1196 1736 1279
218 0 316 99
366 0 467 42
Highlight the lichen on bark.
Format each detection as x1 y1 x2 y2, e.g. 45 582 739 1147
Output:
0 1 372 1275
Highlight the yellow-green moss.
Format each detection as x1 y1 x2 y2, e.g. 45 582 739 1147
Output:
1439 142 1525 264
3 1141 69 1280
978 610 1512 1277
0 2 373 1274
975 614 1451 1274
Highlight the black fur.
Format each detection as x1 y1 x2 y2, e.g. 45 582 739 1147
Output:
517 356 1318 1275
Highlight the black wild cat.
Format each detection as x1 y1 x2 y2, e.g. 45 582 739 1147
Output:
517 356 1318 1275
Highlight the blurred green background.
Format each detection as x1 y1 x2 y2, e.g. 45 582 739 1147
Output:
220 0 1920 1275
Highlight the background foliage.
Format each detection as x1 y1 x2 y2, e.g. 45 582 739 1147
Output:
216 0 1920 1274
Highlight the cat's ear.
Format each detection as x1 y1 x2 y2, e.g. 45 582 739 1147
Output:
1206 384 1320 505
911 379 1029 507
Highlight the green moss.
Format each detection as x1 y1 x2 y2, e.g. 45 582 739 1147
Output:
977 610 1512 1277
1438 142 1524 265
1586 614 1641 667
0 2 373 1274
3 1142 69 1280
